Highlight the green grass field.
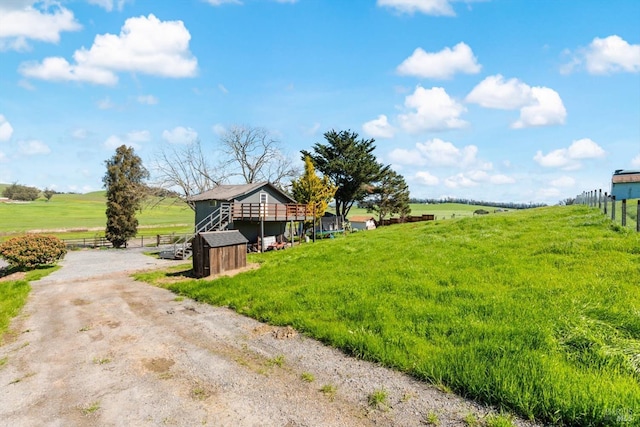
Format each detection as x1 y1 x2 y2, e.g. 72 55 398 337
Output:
0 191 193 239
347 202 507 221
137 205 640 426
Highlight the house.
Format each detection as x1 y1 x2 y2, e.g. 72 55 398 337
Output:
611 170 640 200
192 230 248 278
188 181 311 245
348 215 376 231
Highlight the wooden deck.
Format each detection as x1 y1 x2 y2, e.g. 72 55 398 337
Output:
230 203 312 222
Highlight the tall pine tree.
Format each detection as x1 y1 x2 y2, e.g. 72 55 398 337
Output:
364 169 411 222
103 145 149 248
301 130 387 218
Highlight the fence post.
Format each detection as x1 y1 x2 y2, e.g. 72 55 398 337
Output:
604 192 608 215
157 234 160 247
141 235 144 247
622 199 627 227
598 189 602 210
611 196 616 221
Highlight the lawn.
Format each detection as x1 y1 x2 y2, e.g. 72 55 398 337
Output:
0 191 193 239
137 205 640 426
346 202 506 221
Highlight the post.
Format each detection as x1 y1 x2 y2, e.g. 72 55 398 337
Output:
611 196 616 221
622 199 627 227
637 201 639 232
604 192 608 215
141 235 144 247
598 189 602 210
157 234 160 247
260 218 265 252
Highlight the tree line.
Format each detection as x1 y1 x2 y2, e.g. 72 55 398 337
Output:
2 183 57 202
411 197 547 210
104 126 411 247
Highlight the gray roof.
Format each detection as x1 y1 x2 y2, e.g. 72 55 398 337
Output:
200 230 248 248
189 182 296 203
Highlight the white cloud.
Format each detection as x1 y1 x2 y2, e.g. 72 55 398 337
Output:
19 14 197 85
162 126 198 145
0 2 81 51
0 115 14 142
377 0 456 16
444 173 478 188
363 115 395 138
632 154 640 168
212 123 226 136
537 187 561 199
465 74 533 109
512 87 566 129
389 138 483 169
71 128 88 139
218 84 229 94
87 0 130 12
563 35 640 75
489 174 515 185
466 75 566 128
137 95 158 105
396 42 481 79
97 97 115 109
19 139 50 155
104 130 151 149
534 138 605 170
550 176 576 188
415 171 440 185
398 86 467 133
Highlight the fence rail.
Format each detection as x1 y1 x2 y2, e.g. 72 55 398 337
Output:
576 189 639 232
62 233 187 249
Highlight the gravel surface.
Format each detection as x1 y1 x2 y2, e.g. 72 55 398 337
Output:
0 248 542 426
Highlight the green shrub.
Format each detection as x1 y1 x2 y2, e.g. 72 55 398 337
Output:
0 234 67 269
2 183 40 201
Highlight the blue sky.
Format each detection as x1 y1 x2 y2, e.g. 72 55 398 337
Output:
0 0 638 204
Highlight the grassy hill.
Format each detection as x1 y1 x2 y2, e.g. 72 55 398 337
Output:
0 189 193 238
138 205 640 426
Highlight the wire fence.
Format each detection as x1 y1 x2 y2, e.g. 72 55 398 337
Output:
576 189 639 232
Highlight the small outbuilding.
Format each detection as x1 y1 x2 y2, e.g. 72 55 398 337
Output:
349 216 377 231
611 169 640 200
192 230 248 278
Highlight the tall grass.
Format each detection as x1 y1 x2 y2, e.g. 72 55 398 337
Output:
136 206 640 426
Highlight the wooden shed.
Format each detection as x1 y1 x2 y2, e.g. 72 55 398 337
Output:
611 170 640 200
192 230 248 278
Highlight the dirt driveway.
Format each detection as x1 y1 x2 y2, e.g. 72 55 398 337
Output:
0 249 536 426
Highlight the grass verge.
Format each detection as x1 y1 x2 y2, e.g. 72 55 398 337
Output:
0 265 60 343
135 205 640 426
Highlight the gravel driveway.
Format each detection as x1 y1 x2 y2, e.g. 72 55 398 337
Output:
0 248 539 426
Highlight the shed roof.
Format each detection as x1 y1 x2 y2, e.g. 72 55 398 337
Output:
612 171 640 184
199 230 248 248
349 215 376 222
189 182 297 203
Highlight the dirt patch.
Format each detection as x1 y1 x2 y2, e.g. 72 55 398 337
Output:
0 250 541 426
143 357 175 373
0 271 26 282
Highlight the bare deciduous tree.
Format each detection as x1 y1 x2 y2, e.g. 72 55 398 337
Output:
220 125 298 189
153 140 227 209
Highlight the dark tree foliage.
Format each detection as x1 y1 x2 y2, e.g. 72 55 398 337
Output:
103 145 149 248
363 169 411 222
43 188 55 202
302 130 387 218
2 183 40 201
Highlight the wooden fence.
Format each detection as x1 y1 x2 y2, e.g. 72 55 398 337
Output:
378 214 435 226
62 233 186 249
576 189 639 232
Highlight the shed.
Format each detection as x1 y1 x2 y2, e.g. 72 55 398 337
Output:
349 215 377 231
192 230 248 278
611 170 640 200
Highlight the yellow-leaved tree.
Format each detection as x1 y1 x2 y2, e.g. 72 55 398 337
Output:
291 155 337 236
